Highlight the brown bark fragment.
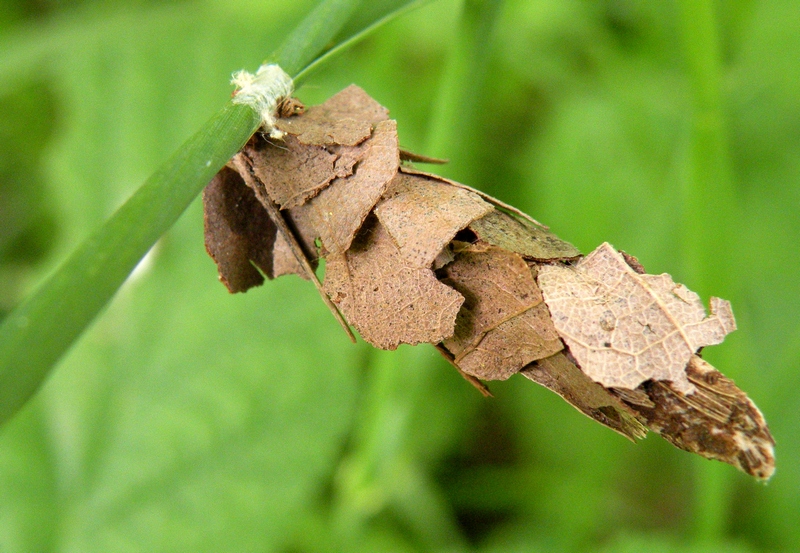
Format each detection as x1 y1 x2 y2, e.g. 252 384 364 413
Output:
299 119 399 255
441 245 563 380
618 355 775 480
276 84 389 146
537 242 736 394
323 217 464 349
202 166 275 292
375 171 493 268
469 209 580 260
521 352 648 441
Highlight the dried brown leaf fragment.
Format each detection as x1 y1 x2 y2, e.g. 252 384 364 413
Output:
375 171 493 268
297 119 400 255
537 242 736 394
228 142 353 339
521 352 648 441
441 245 563 380
228 153 321 281
241 134 337 209
399 166 547 228
469 209 580 261
323 216 464 349
269 206 320 279
203 166 276 292
275 84 388 146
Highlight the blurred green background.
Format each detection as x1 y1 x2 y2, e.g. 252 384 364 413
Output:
1 0 798 551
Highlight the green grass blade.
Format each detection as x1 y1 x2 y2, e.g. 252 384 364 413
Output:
294 0 435 84
269 0 363 76
0 103 260 425
0 0 431 427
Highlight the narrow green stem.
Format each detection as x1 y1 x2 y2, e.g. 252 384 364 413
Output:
294 0 433 85
677 0 737 298
0 104 260 425
270 0 363 76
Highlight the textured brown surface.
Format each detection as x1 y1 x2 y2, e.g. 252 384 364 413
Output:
375 171 492 268
298 119 399 255
399 166 548 229
276 84 388 146
203 85 774 480
202 166 275 292
268 206 319 279
323 217 464 350
469 209 580 260
330 139 372 179
245 134 337 209
618 355 775 480
537 242 736 393
441 245 563 380
229 152 324 282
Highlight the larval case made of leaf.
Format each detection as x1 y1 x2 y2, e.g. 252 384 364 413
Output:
203 85 774 480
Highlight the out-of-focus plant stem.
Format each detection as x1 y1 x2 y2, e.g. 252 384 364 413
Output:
677 0 739 543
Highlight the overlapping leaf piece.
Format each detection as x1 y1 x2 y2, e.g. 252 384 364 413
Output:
204 166 278 291
440 244 563 381
202 85 774 480
297 119 399 255
374 170 493 268
537 243 737 394
520 352 648 440
323 216 465 349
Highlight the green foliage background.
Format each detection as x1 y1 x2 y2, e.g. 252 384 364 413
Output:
1 0 798 551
